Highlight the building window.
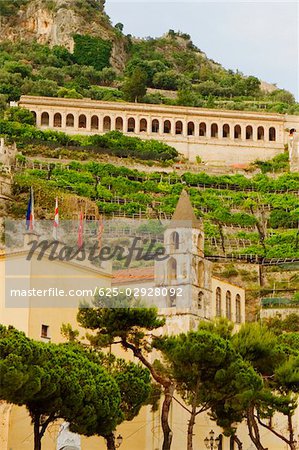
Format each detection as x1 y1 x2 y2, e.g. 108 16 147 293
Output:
170 231 179 250
31 111 37 125
54 113 62 128
169 290 176 307
216 287 221 317
187 121 195 136
168 257 177 283
41 324 50 339
175 120 183 135
246 125 253 140
140 118 147 132
257 126 264 140
234 125 241 139
127 117 135 132
79 114 86 129
198 291 203 309
66 113 74 127
222 124 230 138
236 294 241 323
91 115 99 130
269 127 276 142
198 261 204 286
199 122 206 137
116 117 123 131
226 291 232 320
152 119 159 133
103 116 111 132
41 112 49 126
211 123 218 138
164 120 171 134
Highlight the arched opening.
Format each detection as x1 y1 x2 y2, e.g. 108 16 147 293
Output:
168 257 177 283
198 261 204 286
197 233 203 253
211 123 218 138
41 112 49 126
127 117 135 133
175 120 183 135
246 125 253 140
199 122 206 137
31 111 37 125
115 117 123 131
234 125 241 139
91 115 99 130
103 116 111 132
140 118 147 132
79 114 86 129
187 121 195 136
164 120 171 134
269 127 276 142
236 294 241 323
222 124 230 138
170 231 179 251
66 114 74 127
226 290 232 320
216 287 221 317
54 113 62 128
197 291 204 309
257 126 264 140
168 289 177 308
152 119 159 133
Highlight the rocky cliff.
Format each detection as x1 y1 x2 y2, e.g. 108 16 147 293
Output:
0 0 128 70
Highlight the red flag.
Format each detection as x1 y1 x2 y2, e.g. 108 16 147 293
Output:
78 211 84 248
98 215 104 250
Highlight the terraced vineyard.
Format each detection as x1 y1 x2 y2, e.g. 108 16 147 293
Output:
12 158 299 259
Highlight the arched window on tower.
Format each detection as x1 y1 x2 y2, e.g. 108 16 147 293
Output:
234 125 241 139
91 115 99 130
41 112 49 126
116 117 123 131
257 126 264 140
236 294 241 323
152 119 159 133
211 123 218 138
164 120 171 134
79 114 86 129
170 231 179 251
269 127 276 142
187 121 195 136
199 122 206 137
175 120 183 135
198 261 204 287
168 257 177 284
222 124 230 138
103 116 111 132
198 291 204 309
54 113 62 128
246 125 253 140
127 117 135 132
226 291 232 320
66 113 74 127
140 118 147 132
216 287 221 317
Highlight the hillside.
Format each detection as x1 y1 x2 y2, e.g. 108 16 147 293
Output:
0 0 297 113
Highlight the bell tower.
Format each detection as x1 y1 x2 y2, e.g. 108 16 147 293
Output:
155 190 212 321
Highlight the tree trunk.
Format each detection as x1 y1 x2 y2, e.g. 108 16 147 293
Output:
33 417 42 450
162 384 174 450
233 435 243 449
105 433 116 450
246 406 267 450
187 404 197 450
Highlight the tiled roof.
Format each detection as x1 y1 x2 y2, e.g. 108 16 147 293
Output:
112 266 155 284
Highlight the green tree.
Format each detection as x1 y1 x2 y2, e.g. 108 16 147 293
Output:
5 107 35 125
122 68 147 102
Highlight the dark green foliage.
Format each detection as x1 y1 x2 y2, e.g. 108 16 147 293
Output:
122 67 147 102
73 34 112 71
0 0 29 16
5 107 35 125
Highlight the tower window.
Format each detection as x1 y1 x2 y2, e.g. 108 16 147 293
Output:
216 287 221 317
170 231 179 250
41 324 50 339
169 290 176 307
226 291 232 320
198 291 203 309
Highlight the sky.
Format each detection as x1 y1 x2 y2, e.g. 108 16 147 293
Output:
105 1 299 100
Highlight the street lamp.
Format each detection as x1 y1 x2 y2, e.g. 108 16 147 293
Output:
204 430 220 450
116 434 123 448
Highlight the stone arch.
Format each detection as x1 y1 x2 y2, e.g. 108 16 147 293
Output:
140 118 147 132
103 116 111 132
164 120 171 134
246 125 253 140
152 119 159 133
175 120 183 135
197 291 204 309
234 125 241 139
216 287 221 317
198 260 204 286
269 127 276 141
127 117 135 132
79 114 86 129
91 115 99 130
41 112 49 126
187 121 195 136
115 117 123 131
211 123 218 138
236 294 241 323
170 231 179 251
226 290 232 320
168 257 177 283
54 112 62 128
31 111 37 125
199 122 206 137
222 124 230 138
257 126 264 140
66 113 74 127
197 233 203 253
